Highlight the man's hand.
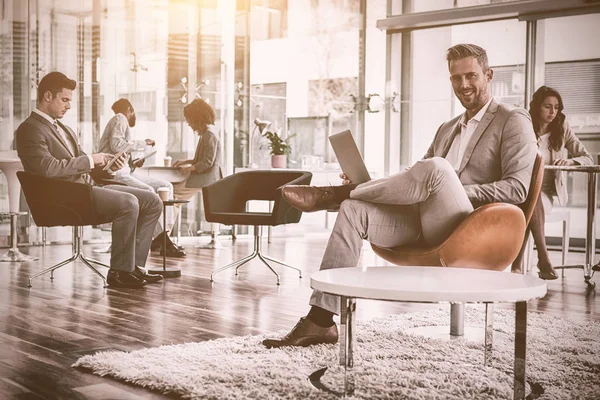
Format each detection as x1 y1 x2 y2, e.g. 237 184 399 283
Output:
339 172 353 185
553 159 575 167
133 158 145 168
109 152 127 171
145 138 156 146
92 153 112 168
179 165 195 173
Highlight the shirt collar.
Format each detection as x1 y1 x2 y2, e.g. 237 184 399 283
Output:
33 109 58 127
460 96 494 126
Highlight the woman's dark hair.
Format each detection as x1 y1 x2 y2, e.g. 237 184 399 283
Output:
183 98 215 133
37 72 76 103
529 85 565 152
111 98 133 114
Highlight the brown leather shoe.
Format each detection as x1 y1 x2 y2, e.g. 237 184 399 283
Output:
282 186 338 213
262 317 338 348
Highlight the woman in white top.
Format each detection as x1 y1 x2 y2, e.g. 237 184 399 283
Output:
513 86 593 279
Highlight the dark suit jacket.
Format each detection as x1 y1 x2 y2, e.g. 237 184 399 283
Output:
15 112 109 183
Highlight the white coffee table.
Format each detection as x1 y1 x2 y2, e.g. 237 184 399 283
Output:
310 266 547 399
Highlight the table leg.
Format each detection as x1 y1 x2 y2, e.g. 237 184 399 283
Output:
584 172 597 287
1 213 38 262
514 301 527 400
484 303 494 367
148 203 181 278
339 296 356 395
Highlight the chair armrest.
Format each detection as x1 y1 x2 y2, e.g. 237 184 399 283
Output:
439 203 526 270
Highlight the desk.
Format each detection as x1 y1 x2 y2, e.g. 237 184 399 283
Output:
311 266 547 399
545 165 600 288
147 199 188 278
0 151 38 262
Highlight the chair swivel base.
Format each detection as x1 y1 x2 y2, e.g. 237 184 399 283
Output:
210 226 301 285
148 266 181 278
28 252 109 288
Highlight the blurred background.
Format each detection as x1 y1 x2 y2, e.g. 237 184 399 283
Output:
0 0 598 247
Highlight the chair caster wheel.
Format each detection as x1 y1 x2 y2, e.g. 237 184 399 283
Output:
585 280 596 289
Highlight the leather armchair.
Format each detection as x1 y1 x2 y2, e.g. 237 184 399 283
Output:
371 153 544 272
17 171 112 287
203 170 312 284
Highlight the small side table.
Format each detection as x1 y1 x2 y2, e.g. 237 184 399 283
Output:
0 151 38 262
148 199 189 278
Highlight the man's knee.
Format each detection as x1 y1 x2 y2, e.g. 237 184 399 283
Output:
414 157 455 183
338 199 368 229
118 193 140 215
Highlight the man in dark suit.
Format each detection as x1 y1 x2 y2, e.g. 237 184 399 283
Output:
16 71 163 289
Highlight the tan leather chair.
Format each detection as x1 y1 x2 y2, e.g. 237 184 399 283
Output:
371 153 544 272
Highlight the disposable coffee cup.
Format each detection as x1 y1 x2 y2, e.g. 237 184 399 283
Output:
164 156 172 167
157 187 170 201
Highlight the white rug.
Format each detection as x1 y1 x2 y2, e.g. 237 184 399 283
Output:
73 308 600 399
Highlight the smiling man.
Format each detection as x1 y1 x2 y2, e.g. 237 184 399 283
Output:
16 72 163 289
263 44 538 349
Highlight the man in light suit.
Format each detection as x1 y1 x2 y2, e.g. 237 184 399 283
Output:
263 44 537 348
16 71 164 289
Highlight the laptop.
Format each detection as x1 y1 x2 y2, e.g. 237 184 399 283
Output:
328 130 371 184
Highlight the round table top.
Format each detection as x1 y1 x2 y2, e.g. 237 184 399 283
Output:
544 164 600 173
162 199 190 205
310 266 547 304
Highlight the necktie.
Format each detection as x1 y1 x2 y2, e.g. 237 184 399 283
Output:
53 120 59 131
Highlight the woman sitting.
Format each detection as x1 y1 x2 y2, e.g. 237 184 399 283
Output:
513 86 593 279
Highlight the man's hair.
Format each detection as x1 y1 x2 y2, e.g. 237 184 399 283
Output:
37 72 76 103
183 98 215 130
112 98 133 114
446 44 489 71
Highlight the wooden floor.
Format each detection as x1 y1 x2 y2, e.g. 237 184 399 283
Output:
0 231 597 399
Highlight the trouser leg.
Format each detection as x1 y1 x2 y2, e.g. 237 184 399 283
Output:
310 157 473 314
95 185 162 270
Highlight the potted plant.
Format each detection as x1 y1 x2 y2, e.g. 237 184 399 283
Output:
261 131 295 168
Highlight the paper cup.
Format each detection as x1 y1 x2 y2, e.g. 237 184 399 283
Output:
164 156 172 167
157 187 170 201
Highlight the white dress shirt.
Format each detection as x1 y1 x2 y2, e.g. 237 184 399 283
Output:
33 109 94 169
445 96 494 170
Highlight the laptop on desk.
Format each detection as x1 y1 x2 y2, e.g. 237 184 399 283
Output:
328 130 371 184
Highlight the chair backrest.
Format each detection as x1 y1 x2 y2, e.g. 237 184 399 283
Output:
518 152 544 225
203 170 312 226
17 171 102 227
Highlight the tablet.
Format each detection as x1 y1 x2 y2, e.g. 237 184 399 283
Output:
328 130 371 184
103 143 131 171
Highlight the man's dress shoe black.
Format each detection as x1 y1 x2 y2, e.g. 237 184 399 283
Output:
262 317 338 348
160 244 186 258
107 270 146 289
134 266 163 283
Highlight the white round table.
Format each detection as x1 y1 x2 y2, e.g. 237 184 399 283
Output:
310 266 547 400
0 151 38 262
132 166 189 183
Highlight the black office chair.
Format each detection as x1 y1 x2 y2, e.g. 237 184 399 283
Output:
17 171 113 288
203 170 312 285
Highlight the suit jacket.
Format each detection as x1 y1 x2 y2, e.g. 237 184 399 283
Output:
424 99 537 207
185 125 222 189
16 112 107 183
544 120 593 206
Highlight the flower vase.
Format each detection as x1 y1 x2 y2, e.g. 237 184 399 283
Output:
271 155 287 168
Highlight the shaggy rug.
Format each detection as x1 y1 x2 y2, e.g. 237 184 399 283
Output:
72 308 600 399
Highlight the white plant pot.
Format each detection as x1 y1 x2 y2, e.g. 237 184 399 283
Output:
271 155 287 168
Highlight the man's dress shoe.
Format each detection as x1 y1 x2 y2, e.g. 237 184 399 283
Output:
262 317 338 348
160 245 186 258
134 266 163 283
107 270 146 289
281 186 338 213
